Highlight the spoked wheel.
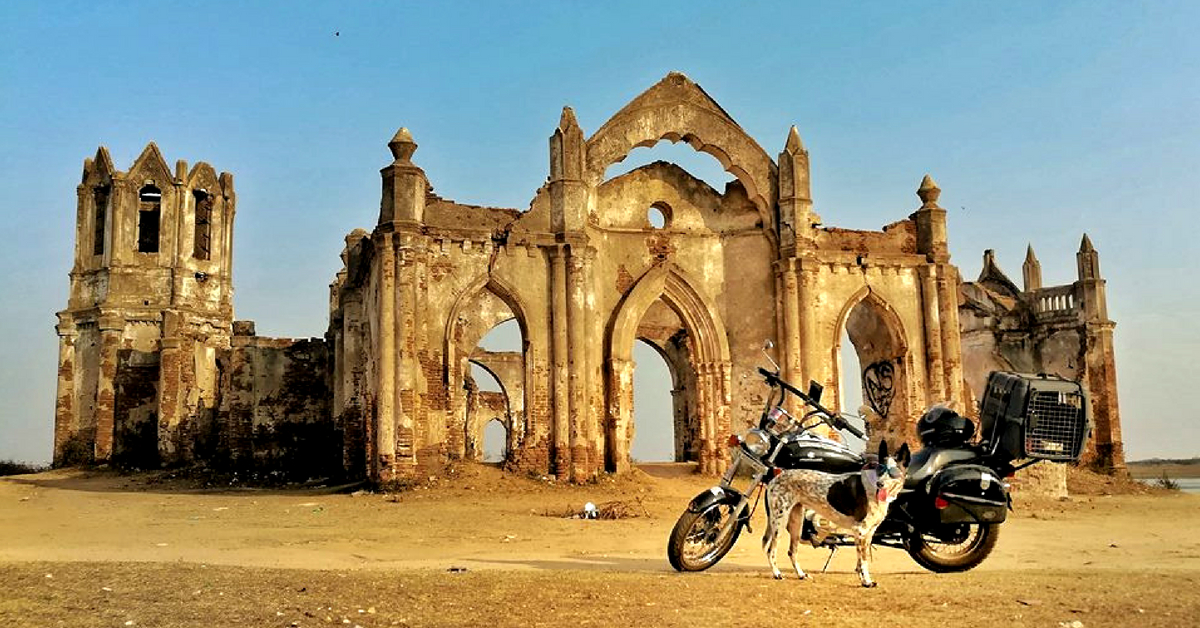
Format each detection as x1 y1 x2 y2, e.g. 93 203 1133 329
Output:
905 522 1000 573
667 502 743 572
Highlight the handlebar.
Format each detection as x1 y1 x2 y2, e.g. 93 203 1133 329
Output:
757 367 865 439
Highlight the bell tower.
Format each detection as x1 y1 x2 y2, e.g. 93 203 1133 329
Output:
55 143 237 467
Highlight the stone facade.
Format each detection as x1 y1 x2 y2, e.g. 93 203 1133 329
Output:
54 72 1124 483
960 241 1123 472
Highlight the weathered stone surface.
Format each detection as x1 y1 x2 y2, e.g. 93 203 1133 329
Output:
55 72 1123 489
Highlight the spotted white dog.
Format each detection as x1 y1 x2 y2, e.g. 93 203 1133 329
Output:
763 440 911 587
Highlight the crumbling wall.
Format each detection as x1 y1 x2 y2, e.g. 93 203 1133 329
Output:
216 329 336 479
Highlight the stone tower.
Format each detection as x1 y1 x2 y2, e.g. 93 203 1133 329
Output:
54 143 236 467
1075 234 1122 470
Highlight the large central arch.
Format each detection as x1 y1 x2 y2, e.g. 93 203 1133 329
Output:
605 263 732 474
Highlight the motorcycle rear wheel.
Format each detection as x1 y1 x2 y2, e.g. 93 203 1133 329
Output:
667 502 742 572
905 522 1000 573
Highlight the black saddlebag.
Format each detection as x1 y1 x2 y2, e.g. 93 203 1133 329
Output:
978 371 1091 462
925 465 1008 524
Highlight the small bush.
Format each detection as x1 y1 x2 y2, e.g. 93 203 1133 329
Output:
0 460 47 476
56 434 94 467
1154 471 1180 491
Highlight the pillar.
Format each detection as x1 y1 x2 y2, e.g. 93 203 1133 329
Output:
918 265 945 403
53 315 78 465
93 315 122 462
566 245 590 480
375 231 397 481
549 246 570 479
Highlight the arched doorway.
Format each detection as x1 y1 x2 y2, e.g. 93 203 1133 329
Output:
833 290 911 446
606 265 731 475
444 279 530 463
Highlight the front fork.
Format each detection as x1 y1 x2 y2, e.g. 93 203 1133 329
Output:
716 449 767 534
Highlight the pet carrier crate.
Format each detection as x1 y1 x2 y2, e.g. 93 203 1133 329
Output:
978 372 1091 462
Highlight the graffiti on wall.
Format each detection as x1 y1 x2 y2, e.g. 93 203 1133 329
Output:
862 360 895 418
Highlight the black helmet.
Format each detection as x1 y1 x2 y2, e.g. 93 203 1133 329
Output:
917 405 975 448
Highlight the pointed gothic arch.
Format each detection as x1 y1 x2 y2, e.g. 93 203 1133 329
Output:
604 262 732 474
832 287 913 443
584 72 777 232
443 274 534 459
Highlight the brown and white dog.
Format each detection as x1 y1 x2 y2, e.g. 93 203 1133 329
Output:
763 440 911 587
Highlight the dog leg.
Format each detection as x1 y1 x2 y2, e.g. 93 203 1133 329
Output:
763 487 787 580
854 529 876 588
785 504 809 580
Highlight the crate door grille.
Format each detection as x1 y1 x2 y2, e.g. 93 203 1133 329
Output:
1025 391 1085 459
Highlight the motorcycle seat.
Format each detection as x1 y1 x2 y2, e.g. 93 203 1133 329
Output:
904 447 978 489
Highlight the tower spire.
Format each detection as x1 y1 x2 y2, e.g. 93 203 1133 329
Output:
1023 243 1042 292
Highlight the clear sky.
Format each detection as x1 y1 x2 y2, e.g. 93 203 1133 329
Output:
1 1 1196 464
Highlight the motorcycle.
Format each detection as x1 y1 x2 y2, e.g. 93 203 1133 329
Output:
667 341 1091 573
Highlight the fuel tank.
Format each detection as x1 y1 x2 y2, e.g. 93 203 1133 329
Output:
773 433 864 473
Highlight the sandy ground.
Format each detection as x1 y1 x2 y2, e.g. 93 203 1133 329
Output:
1 464 1198 627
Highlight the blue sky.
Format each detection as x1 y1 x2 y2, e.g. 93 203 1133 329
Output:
1 1 1196 464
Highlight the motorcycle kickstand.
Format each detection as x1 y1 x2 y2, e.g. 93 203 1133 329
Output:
821 546 838 573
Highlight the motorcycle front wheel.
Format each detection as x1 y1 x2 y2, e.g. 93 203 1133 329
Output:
667 502 742 572
905 522 1000 573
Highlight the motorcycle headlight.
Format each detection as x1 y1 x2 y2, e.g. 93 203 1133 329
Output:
742 429 771 457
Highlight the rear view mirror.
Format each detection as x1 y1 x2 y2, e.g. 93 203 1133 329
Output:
807 380 823 403
762 340 781 374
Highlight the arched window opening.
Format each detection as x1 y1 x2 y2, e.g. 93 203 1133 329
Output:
647 202 671 230
482 418 507 463
92 185 110 256
193 189 213 260
137 183 161 253
604 140 734 190
631 338 676 463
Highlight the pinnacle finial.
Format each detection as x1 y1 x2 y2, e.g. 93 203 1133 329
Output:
388 127 417 162
1025 244 1039 263
1080 233 1095 253
558 106 580 132
785 125 805 153
917 174 941 207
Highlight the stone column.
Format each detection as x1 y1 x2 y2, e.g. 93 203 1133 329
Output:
566 245 589 480
779 260 802 398
1084 323 1124 471
93 314 123 462
608 357 634 473
716 361 733 474
796 260 819 386
53 315 78 465
340 295 365 475
935 266 964 409
375 231 397 481
394 234 419 470
549 246 570 479
157 333 183 464
918 265 945 403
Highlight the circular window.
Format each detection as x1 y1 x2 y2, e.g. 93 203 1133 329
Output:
647 202 671 229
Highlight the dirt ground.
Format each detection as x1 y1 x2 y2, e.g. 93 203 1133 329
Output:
1 464 1197 627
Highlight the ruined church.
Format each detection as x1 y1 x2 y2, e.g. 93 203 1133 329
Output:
53 73 1124 483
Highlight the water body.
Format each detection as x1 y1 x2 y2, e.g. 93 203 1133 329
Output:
1137 477 1200 494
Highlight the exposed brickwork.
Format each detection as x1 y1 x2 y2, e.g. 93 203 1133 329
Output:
55 74 1120 492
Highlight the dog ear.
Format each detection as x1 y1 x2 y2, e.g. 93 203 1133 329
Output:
896 443 911 468
878 439 889 460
